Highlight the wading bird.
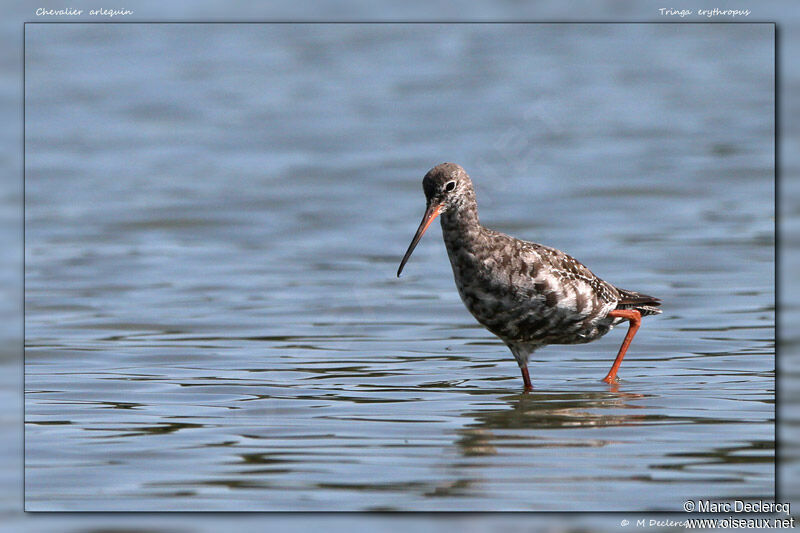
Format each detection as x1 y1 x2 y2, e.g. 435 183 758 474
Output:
397 163 661 390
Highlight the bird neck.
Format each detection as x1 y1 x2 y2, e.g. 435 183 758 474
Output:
439 191 482 248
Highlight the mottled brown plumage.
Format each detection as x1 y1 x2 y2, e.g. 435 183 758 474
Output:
398 162 661 390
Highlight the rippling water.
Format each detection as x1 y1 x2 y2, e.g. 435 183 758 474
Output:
25 23 774 510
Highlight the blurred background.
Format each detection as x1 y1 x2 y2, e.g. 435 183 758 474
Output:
2 0 797 531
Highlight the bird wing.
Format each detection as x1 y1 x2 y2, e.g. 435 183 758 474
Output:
526 242 619 305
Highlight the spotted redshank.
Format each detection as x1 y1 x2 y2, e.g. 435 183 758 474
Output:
397 163 661 390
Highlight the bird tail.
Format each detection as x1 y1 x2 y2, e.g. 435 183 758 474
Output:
616 289 662 316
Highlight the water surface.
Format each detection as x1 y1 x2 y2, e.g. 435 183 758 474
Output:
25 23 774 510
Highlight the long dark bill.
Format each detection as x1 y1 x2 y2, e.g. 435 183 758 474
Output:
397 203 442 277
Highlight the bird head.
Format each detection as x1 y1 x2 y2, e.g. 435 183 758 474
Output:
397 162 473 277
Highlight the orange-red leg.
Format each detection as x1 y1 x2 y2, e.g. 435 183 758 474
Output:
521 366 533 392
602 309 642 383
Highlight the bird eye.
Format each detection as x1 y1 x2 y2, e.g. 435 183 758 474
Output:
445 181 456 192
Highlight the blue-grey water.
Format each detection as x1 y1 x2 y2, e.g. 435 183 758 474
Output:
24 23 774 511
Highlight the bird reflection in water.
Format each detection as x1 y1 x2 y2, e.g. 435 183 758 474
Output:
454 388 649 457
